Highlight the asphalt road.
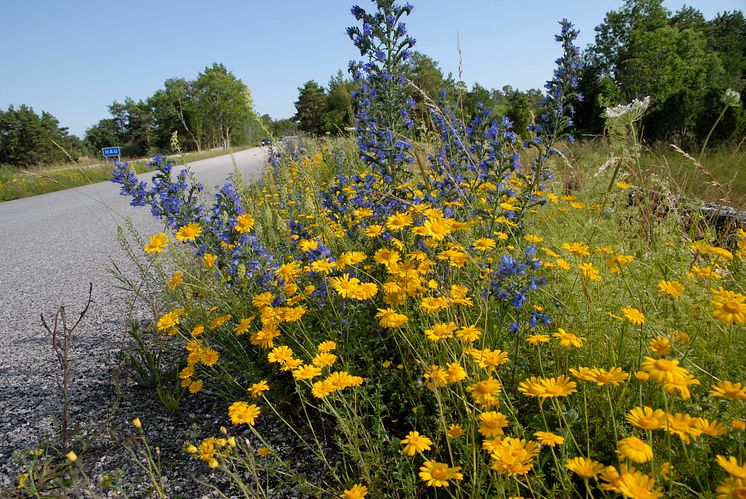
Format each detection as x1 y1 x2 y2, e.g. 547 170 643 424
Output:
0 147 267 478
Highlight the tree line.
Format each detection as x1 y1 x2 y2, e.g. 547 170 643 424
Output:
85 63 267 158
295 0 745 150
2 0 743 168
0 63 277 168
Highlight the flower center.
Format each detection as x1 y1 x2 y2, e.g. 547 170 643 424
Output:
654 359 677 371
723 300 742 313
431 465 449 480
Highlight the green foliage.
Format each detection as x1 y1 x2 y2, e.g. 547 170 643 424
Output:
0 105 82 167
294 80 329 135
84 63 262 157
191 63 259 149
579 0 745 148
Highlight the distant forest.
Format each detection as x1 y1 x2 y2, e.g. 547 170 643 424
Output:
1 0 743 167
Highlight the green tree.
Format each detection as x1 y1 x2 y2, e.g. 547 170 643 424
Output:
192 63 256 148
588 0 670 79
324 71 357 134
84 118 119 154
0 105 79 167
294 80 328 135
705 11 746 89
506 92 533 137
149 78 201 152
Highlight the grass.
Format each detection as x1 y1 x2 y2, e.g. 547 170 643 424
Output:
10 133 746 497
0 146 255 202
556 139 746 210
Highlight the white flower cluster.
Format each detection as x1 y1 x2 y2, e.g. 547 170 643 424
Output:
603 96 651 121
722 88 742 108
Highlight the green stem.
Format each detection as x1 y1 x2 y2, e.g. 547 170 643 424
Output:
699 105 729 162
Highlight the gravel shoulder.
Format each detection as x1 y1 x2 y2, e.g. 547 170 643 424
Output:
0 148 315 496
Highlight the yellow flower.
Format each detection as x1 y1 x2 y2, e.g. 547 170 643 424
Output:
447 424 464 439
364 225 384 238
640 356 689 385
373 248 401 267
445 363 467 383
375 308 409 328
317 340 336 353
490 438 540 476
467 378 502 407
717 456 746 478
156 310 181 334
607 254 634 273
472 238 497 251
479 411 509 437
527 334 550 346
608 468 663 498
248 380 269 397
168 271 183 289
578 262 601 281
420 296 449 312
562 241 590 257
616 437 653 464
648 336 672 356
418 460 463 487
257 446 271 457
467 347 509 371
711 381 746 401
424 322 457 342
293 364 322 380
235 213 254 233
400 431 432 456
566 457 604 478
340 483 368 499
386 212 413 231
733 419 746 431
658 280 684 298
518 375 577 400
200 348 220 367
626 406 667 430
228 401 260 426
175 222 202 242
424 365 448 389
621 306 645 325
553 328 585 348
144 233 168 254
209 314 232 329
132 418 142 429
337 251 366 268
312 352 337 368
666 413 702 444
710 287 746 325
616 181 631 189
188 379 203 393
534 431 565 447
447 324 478 342
697 418 727 437
589 367 629 387
716 476 746 499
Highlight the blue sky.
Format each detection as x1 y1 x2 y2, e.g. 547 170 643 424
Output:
1 0 742 137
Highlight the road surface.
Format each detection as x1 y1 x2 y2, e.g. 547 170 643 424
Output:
0 147 267 481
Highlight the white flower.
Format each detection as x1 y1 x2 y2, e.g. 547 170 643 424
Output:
722 88 741 108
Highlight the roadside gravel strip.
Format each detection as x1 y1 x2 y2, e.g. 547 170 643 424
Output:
0 148 273 494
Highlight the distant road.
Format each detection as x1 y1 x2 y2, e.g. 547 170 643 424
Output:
0 147 267 470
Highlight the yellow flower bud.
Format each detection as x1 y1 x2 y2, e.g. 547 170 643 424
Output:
132 418 142 429
66 451 78 463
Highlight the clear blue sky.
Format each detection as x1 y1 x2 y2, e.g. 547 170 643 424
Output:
1 0 742 137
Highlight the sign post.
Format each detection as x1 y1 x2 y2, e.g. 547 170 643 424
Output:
102 147 121 163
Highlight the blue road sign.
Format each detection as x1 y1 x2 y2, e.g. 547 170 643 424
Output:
102 147 121 157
